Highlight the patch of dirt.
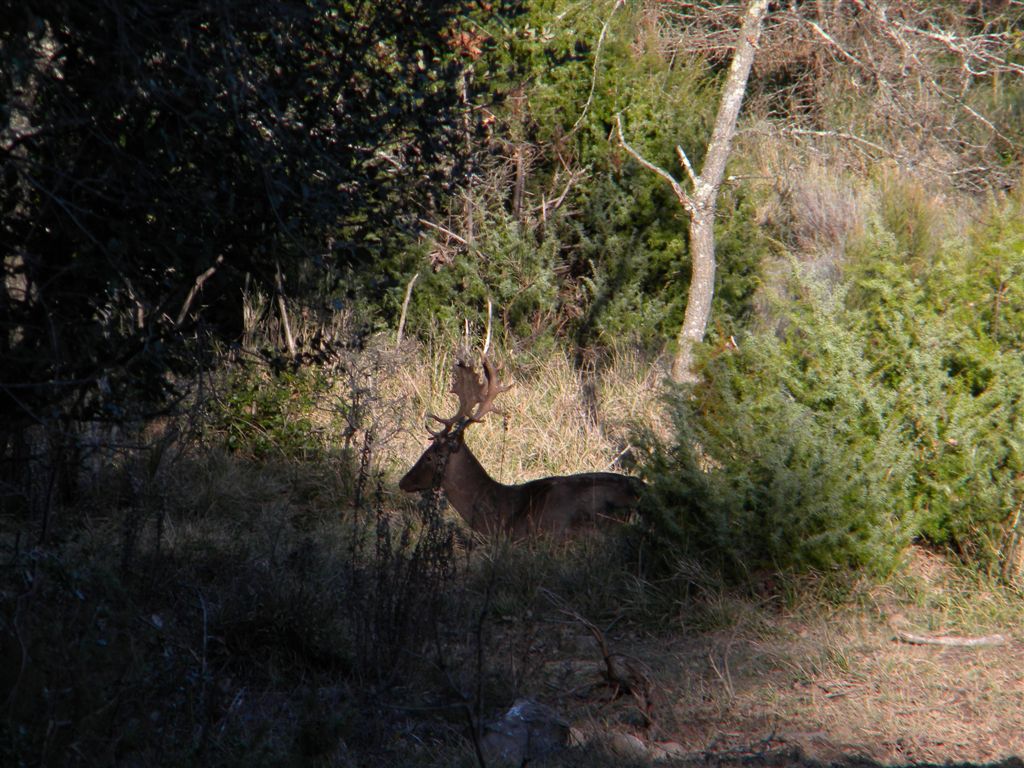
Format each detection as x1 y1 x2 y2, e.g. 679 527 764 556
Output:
493 548 1024 766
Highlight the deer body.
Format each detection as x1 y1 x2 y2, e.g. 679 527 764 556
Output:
399 355 641 538
400 437 640 537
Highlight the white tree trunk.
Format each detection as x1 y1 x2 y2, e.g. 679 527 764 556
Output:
672 210 716 381
670 0 769 382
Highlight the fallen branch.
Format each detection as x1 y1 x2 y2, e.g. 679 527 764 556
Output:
895 630 1007 647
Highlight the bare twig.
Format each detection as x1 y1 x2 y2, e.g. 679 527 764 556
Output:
675 145 700 190
602 444 634 472
1001 500 1023 585
870 4 1024 78
483 298 492 355
803 18 866 69
176 255 225 327
782 127 892 156
614 114 694 213
568 0 626 138
545 168 585 214
274 261 296 358
545 590 655 725
396 272 419 346
418 217 469 246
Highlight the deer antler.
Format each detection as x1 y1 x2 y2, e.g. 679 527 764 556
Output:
427 354 512 437
473 355 512 423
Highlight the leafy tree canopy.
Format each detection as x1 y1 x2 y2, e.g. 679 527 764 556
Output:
1 0 487 424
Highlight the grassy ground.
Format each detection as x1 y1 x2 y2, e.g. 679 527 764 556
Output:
3 339 1023 766
401 540 1024 767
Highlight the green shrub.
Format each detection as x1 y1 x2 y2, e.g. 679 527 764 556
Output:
209 364 329 459
395 209 563 342
641 189 1024 585
640 275 914 582
848 191 1024 570
391 0 767 350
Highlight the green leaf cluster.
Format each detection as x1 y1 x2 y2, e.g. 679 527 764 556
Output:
395 212 563 343
848 191 1024 567
641 278 913 582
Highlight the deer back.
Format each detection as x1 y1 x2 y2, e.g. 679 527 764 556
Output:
511 472 642 538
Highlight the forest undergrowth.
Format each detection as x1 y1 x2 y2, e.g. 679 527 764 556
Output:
3 337 1023 767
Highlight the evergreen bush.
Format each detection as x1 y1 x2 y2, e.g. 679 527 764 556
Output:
640 275 913 582
390 0 768 349
848 190 1024 571
209 365 329 459
642 189 1024 584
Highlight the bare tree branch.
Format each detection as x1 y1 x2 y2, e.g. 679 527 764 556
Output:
418 217 469 246
675 145 699 190
395 272 419 347
614 114 693 212
803 18 866 69
176 255 225 327
619 0 770 382
568 0 627 138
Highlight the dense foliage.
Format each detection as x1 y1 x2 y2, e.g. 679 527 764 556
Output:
393 1 768 349
1 0 482 430
641 279 916 580
643 189 1024 581
850 191 1024 568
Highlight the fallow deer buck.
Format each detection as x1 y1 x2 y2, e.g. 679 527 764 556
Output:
399 355 642 538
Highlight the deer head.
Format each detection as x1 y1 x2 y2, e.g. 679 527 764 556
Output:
399 354 511 493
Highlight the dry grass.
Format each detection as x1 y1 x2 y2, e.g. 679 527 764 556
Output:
282 337 1024 766
381 339 666 487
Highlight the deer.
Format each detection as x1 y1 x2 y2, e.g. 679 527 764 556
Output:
399 354 642 538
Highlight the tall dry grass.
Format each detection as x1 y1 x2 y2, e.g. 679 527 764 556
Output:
379 338 667 491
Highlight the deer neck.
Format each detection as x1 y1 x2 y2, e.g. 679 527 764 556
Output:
441 443 518 534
